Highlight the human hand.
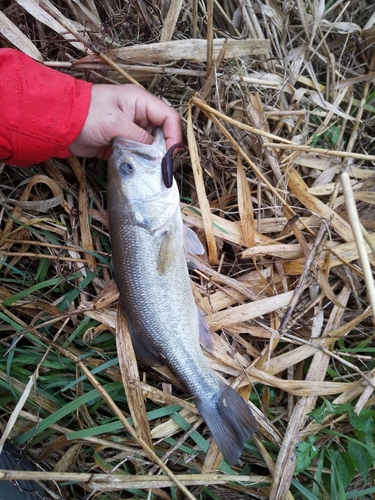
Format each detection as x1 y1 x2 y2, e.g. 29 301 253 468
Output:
68 84 182 160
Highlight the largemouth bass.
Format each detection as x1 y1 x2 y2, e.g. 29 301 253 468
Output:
107 128 258 464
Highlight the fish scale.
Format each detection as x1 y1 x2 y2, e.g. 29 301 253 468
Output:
107 128 258 464
112 214 215 395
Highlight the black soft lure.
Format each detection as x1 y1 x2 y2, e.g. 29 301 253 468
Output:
161 143 188 188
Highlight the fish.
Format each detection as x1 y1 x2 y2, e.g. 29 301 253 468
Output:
107 128 258 465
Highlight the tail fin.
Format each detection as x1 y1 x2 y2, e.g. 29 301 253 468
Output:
196 383 258 465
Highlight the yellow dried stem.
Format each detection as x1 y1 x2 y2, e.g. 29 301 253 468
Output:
116 303 153 448
265 142 375 161
340 172 375 319
68 157 97 272
187 102 219 263
237 157 255 248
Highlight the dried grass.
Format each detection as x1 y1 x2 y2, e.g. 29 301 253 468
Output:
1 1 375 499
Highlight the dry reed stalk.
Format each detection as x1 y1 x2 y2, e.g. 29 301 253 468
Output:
159 0 184 42
265 142 375 161
237 157 255 248
116 302 153 448
1 1 375 498
0 9 42 59
39 0 143 87
187 102 218 264
0 371 38 453
109 37 270 63
0 470 271 490
270 287 351 500
246 92 283 182
206 0 213 77
340 172 375 414
0 174 64 246
341 173 375 316
67 157 97 273
258 306 372 379
14 0 86 51
31 330 197 500
206 291 293 331
286 167 353 241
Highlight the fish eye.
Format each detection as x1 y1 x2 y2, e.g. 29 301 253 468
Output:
120 162 134 175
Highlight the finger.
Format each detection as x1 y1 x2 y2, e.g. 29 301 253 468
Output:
131 91 182 150
162 112 183 152
96 144 112 161
98 121 154 160
146 103 182 149
114 120 154 145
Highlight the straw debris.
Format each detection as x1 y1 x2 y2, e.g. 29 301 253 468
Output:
1 1 375 499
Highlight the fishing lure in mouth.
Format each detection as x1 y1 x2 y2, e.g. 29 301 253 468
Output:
161 143 188 188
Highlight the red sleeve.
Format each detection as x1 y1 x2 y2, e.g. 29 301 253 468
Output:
0 49 92 167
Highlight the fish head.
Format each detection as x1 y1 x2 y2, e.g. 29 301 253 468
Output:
107 128 179 232
110 127 166 198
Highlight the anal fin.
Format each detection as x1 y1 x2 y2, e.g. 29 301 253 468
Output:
198 307 213 352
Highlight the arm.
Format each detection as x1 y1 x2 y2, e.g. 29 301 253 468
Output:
0 48 92 167
0 49 182 167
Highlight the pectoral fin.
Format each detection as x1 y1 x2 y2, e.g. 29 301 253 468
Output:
158 228 179 274
183 225 204 255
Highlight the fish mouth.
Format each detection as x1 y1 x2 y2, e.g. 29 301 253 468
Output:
112 138 160 161
113 128 166 159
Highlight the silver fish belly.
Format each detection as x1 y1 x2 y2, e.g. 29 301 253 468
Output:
107 128 258 464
